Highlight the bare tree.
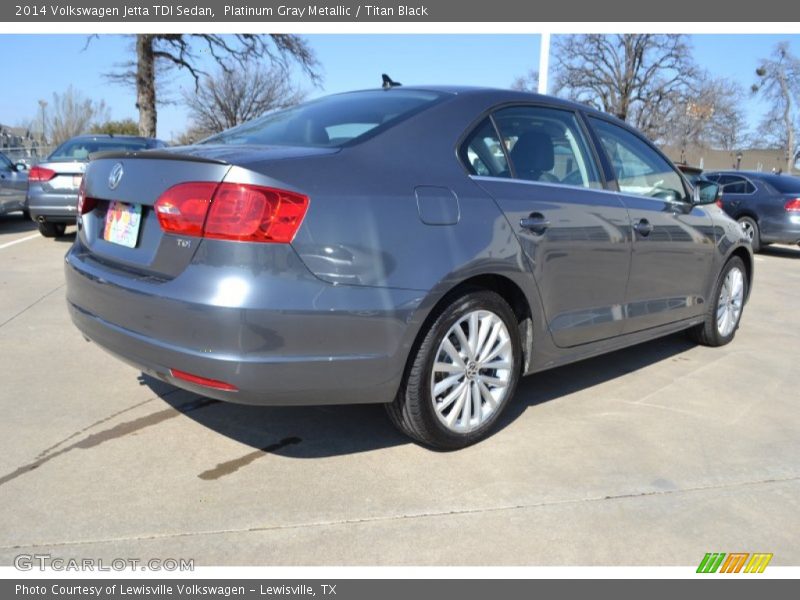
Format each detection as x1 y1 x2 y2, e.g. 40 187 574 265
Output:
511 70 539 92
47 86 109 145
665 75 750 161
98 34 321 138
705 80 751 153
184 62 306 135
752 42 800 173
552 34 697 140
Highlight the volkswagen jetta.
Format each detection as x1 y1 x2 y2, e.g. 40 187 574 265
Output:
65 87 753 449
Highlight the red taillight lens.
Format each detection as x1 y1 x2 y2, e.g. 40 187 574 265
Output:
76 177 98 215
715 198 723 209
154 182 218 236
28 165 56 182
785 198 800 211
170 368 238 392
204 183 309 243
153 182 309 243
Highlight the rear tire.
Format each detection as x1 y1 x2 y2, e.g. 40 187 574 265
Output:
688 256 747 347
738 216 761 252
386 290 522 450
37 222 66 238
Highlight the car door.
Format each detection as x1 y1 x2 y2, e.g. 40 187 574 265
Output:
587 117 715 333
717 174 757 216
465 105 632 347
0 153 26 213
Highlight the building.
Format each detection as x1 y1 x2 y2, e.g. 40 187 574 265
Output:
662 145 800 175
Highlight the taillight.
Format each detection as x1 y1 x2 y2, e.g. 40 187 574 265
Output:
715 197 723 209
785 198 800 212
204 183 309 243
76 177 97 215
170 368 238 392
153 182 309 243
154 182 217 236
28 165 56 182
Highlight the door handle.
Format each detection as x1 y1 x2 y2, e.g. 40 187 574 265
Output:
634 218 653 237
520 213 550 234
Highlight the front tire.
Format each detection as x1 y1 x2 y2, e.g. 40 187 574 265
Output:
387 290 522 450
37 222 66 238
738 216 761 252
689 256 747 347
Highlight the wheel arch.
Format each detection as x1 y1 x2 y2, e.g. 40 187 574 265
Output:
403 273 537 383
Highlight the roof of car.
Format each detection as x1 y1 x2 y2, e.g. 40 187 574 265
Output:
67 134 161 142
347 85 618 122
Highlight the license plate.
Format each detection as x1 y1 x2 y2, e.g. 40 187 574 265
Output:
103 202 142 248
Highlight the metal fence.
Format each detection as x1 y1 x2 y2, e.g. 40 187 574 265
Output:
0 145 57 167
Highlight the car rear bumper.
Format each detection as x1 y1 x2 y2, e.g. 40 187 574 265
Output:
760 214 800 245
27 189 79 222
65 240 424 406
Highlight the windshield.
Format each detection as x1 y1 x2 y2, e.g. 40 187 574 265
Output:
203 89 445 148
48 138 160 162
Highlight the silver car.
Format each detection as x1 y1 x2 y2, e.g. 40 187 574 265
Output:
0 151 28 218
65 87 753 449
27 135 166 237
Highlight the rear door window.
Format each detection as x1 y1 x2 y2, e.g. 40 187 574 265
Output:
459 118 510 178
492 106 602 189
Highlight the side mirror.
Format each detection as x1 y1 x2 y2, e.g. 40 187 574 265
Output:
693 180 719 205
14 162 27 172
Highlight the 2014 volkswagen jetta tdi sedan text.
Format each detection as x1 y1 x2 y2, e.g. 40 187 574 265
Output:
65 87 753 449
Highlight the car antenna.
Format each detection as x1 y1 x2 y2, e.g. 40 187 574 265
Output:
382 74 401 89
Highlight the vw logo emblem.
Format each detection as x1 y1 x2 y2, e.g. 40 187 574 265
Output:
108 163 124 190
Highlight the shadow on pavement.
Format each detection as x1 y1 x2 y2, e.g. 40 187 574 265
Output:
0 213 37 235
142 332 696 460
761 244 800 259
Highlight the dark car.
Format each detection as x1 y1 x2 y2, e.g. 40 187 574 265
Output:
0 151 29 218
676 163 705 187
26 135 167 237
65 87 752 449
704 170 800 252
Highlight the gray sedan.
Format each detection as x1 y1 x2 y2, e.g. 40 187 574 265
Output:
0 151 28 217
27 134 166 237
65 87 752 449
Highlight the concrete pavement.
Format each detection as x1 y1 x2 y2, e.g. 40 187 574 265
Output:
0 212 798 566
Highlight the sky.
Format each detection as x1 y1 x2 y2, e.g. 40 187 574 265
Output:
0 34 798 141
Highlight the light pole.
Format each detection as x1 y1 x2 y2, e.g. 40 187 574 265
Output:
38 99 47 145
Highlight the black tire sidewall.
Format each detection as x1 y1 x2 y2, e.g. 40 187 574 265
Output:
408 291 522 449
739 216 760 252
708 256 748 345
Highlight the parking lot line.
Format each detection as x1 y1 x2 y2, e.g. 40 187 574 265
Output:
0 233 39 250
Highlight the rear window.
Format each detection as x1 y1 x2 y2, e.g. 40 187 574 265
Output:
762 175 800 194
203 90 445 148
49 138 160 162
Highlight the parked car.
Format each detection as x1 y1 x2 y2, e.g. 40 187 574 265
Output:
65 87 752 449
704 170 800 252
0 151 29 218
676 163 705 187
26 135 167 237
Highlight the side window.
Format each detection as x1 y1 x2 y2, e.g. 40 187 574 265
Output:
459 118 510 178
589 117 689 202
722 177 746 194
492 106 602 189
743 180 756 194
